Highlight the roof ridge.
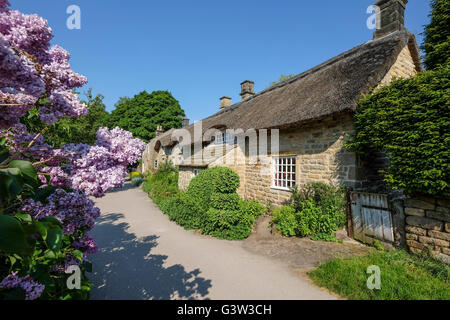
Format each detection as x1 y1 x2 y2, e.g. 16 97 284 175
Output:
199 30 409 122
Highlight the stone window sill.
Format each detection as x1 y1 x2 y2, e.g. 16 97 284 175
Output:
270 186 293 192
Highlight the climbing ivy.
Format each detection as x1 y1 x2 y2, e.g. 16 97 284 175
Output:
346 65 450 198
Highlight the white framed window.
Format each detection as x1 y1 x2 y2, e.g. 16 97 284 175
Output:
214 132 235 145
193 168 203 176
272 156 296 190
154 160 158 169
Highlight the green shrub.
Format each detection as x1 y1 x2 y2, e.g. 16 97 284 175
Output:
272 183 347 239
296 198 324 237
187 167 240 211
149 166 263 241
240 199 266 218
272 206 297 237
310 233 340 242
142 160 179 205
346 65 450 197
210 193 241 211
201 199 266 240
160 192 204 230
291 183 346 219
203 208 256 240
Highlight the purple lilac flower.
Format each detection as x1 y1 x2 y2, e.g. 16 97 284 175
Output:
0 272 45 300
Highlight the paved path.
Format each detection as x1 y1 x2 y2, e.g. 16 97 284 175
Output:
89 185 335 300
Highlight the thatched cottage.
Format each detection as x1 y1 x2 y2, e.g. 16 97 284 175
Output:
141 0 422 206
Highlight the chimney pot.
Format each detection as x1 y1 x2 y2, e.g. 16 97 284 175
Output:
373 0 408 40
181 116 190 128
155 125 164 136
220 96 232 110
240 80 255 100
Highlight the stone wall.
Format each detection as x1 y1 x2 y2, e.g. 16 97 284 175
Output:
173 114 365 206
209 144 247 198
247 114 364 206
230 114 364 206
376 45 418 89
178 167 196 190
404 196 450 263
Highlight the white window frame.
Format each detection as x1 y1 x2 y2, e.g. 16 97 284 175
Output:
272 156 297 190
214 132 235 145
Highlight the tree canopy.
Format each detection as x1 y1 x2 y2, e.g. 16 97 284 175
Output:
23 89 110 147
107 90 185 142
421 0 450 70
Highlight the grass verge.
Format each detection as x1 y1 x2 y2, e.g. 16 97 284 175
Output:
309 249 450 300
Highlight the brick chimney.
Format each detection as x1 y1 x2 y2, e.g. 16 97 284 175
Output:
373 0 408 40
240 80 255 100
155 125 164 137
181 116 190 128
220 96 232 110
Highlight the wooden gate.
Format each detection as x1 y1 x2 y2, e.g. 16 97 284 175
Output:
350 192 394 245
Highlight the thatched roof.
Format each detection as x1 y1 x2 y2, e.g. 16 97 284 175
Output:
153 128 176 150
158 30 421 147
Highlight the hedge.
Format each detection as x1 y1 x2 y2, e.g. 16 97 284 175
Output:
159 166 265 240
346 65 450 198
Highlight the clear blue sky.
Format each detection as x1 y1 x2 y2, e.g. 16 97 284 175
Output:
10 0 432 122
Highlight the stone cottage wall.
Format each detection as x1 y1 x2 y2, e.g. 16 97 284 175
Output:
243 114 364 206
178 167 196 190
404 196 450 262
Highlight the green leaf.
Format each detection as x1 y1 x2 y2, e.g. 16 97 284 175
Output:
45 227 63 252
9 255 17 267
40 216 63 228
0 215 31 256
44 249 56 259
34 221 48 240
73 250 83 262
14 213 32 222
0 138 9 164
0 168 24 199
8 160 38 183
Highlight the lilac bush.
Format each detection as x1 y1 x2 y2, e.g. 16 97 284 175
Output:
0 272 45 300
22 189 101 235
0 0 88 128
0 1 145 300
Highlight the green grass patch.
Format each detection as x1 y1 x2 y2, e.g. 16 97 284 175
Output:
309 250 450 300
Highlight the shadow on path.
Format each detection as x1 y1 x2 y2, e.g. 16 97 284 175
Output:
106 182 139 194
89 213 212 300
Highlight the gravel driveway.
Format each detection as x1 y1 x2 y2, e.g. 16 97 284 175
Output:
88 184 336 300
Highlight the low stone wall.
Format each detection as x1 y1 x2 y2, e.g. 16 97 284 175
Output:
178 167 192 190
404 196 450 262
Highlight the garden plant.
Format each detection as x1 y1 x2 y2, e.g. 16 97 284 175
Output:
272 183 347 241
0 1 145 300
144 165 266 240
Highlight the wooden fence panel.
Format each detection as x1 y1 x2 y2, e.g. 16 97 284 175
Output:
350 192 394 245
